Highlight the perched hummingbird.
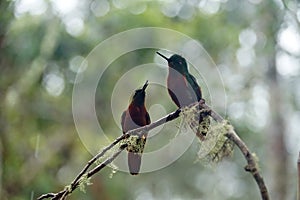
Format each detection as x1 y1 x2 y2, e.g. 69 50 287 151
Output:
156 52 202 107
121 81 151 175
156 52 209 140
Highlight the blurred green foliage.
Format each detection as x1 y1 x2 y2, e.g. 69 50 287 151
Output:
1 0 300 200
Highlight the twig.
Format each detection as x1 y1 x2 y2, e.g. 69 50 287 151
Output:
70 134 128 191
298 151 300 200
225 130 269 200
62 108 180 195
199 100 224 123
38 102 270 200
39 145 127 200
37 109 181 200
87 145 126 178
59 145 127 200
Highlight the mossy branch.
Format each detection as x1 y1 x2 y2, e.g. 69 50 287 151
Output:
199 100 269 200
37 101 269 200
37 109 181 200
37 145 127 200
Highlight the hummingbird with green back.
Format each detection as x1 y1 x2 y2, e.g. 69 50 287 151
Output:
156 52 210 140
156 52 202 107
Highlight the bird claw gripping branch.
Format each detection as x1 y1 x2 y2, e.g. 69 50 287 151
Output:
124 134 146 154
180 103 211 141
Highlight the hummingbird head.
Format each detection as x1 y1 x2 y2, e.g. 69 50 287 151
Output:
156 52 188 73
131 80 149 106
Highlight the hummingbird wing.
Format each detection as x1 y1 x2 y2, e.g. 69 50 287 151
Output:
186 73 202 101
146 112 151 125
141 111 151 139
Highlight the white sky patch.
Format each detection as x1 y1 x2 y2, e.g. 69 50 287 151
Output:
69 55 88 73
251 84 269 123
236 47 256 67
129 3 147 15
278 25 300 55
112 0 131 9
276 51 300 77
50 0 86 37
14 0 47 17
50 0 79 16
198 0 220 15
243 84 270 130
43 72 65 96
228 102 246 119
286 112 300 155
178 4 194 20
239 28 257 48
161 1 182 17
65 17 84 37
91 0 110 17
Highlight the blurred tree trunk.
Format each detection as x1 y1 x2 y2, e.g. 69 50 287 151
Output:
267 57 287 200
0 1 13 199
264 2 288 199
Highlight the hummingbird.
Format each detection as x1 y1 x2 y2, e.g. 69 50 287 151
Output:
156 52 209 140
121 81 151 175
156 52 202 107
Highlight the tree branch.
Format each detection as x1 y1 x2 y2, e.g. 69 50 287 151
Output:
37 102 270 200
37 109 181 200
59 145 127 200
198 101 270 200
225 130 269 200
38 145 127 200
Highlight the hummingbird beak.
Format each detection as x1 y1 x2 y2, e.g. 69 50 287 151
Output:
142 80 149 91
156 52 169 61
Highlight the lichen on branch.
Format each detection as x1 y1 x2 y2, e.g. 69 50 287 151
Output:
37 101 269 200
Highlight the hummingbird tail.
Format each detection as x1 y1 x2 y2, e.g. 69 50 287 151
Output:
128 152 142 175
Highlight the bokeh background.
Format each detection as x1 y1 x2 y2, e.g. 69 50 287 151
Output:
1 0 300 199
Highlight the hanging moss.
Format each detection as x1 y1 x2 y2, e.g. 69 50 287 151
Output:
198 122 234 165
181 103 234 165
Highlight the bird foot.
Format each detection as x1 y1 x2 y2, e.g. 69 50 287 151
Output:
199 98 206 105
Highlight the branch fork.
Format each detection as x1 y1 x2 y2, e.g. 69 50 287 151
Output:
37 101 269 200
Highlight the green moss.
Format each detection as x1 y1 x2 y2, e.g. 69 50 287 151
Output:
198 121 234 165
181 104 234 165
181 103 211 139
79 174 92 193
121 134 146 154
65 185 72 193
